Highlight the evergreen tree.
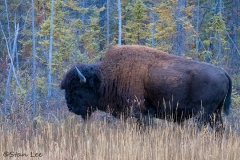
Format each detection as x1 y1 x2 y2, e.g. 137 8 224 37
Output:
124 0 149 45
153 0 177 52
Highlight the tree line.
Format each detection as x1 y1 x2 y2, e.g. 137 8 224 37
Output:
0 0 239 115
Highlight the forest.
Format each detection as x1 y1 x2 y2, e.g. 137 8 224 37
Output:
0 0 240 159
0 0 240 114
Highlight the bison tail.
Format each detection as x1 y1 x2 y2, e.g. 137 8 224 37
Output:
223 72 232 115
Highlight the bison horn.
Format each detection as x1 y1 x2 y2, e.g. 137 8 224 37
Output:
75 67 86 83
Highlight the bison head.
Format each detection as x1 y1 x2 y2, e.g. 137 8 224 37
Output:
60 64 101 119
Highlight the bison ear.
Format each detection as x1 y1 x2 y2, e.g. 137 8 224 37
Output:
75 67 86 83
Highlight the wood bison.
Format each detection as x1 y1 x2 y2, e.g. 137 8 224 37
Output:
61 45 232 129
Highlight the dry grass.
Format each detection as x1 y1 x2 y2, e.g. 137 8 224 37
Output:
0 106 239 160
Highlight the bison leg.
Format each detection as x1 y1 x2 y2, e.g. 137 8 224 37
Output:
196 112 225 133
209 112 224 133
209 99 225 133
197 99 225 133
196 112 211 131
129 104 155 126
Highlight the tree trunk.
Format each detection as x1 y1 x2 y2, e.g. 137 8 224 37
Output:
1 22 20 115
80 0 86 54
230 0 238 74
97 0 106 50
195 0 200 61
4 0 12 54
176 0 184 56
48 0 55 97
151 0 156 48
106 0 110 48
118 0 122 46
217 0 222 67
31 0 37 115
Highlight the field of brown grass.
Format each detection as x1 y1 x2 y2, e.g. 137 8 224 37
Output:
0 98 240 160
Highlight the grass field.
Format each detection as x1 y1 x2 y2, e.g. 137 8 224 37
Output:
0 101 240 160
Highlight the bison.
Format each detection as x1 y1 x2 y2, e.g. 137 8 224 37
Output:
61 45 232 129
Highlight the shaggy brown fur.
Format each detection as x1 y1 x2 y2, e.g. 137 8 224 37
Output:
99 45 231 124
61 45 232 129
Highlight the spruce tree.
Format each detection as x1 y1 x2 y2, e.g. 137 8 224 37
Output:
124 0 149 45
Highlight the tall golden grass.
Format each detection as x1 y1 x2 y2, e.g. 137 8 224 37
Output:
0 108 239 160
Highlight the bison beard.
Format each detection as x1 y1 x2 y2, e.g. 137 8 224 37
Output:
61 45 232 131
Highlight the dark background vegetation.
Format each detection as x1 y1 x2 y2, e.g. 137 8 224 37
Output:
0 0 240 120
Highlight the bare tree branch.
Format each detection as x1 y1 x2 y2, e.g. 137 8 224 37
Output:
0 22 20 88
225 30 240 56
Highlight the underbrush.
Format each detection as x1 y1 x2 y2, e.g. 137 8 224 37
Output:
0 104 240 160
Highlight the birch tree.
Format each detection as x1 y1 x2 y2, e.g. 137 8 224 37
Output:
1 0 20 115
118 0 122 46
97 0 106 50
1 23 20 115
176 0 185 56
195 0 200 61
4 0 12 54
48 0 55 97
31 0 37 114
217 0 223 67
106 0 110 48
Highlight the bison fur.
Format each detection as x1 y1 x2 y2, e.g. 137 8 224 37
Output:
61 45 232 129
